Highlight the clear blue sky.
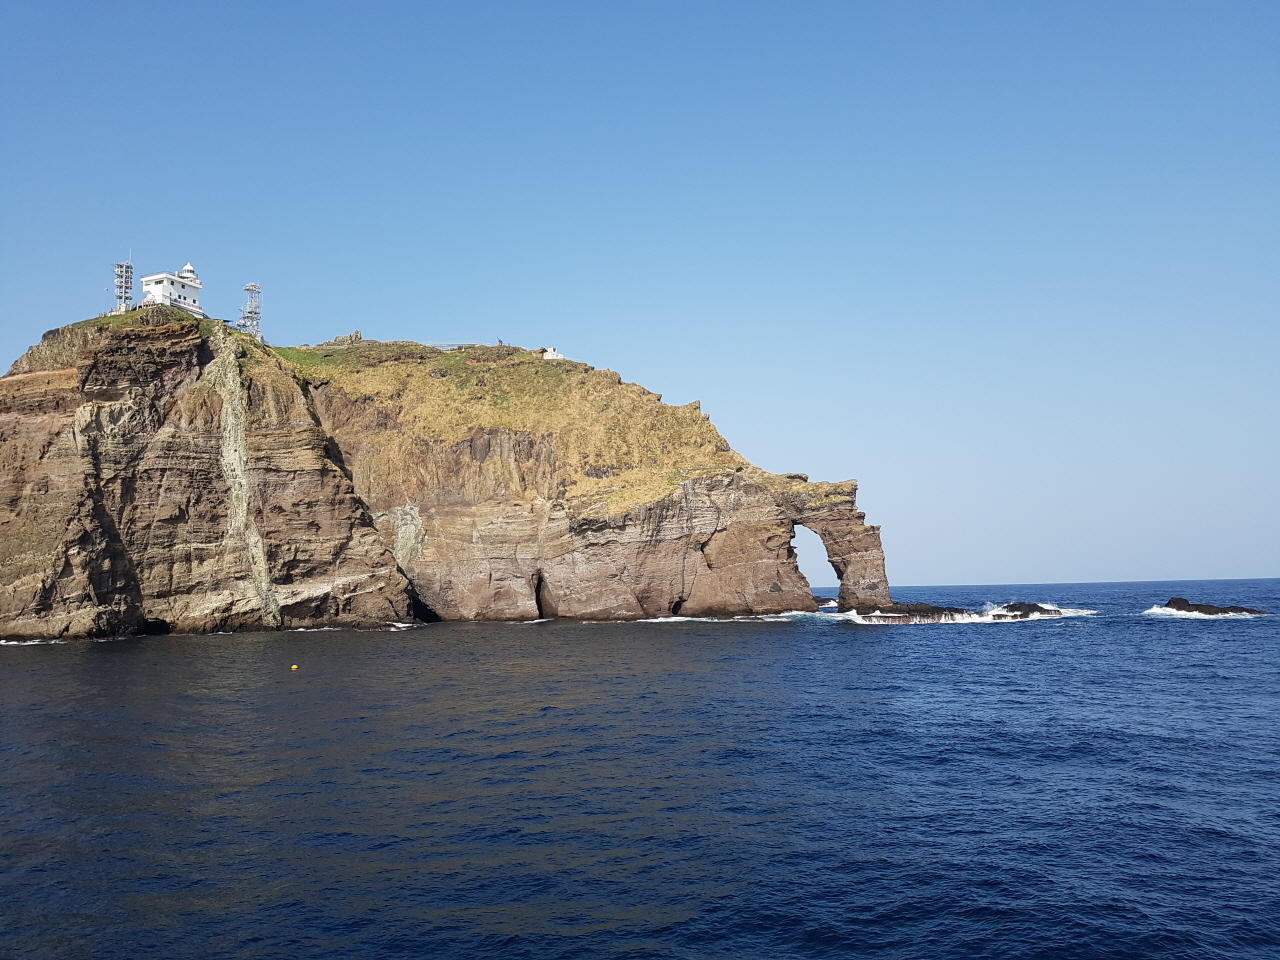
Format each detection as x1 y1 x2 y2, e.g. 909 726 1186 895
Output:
2 1 1276 587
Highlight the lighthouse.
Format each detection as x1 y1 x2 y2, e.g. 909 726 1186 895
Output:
138 262 205 317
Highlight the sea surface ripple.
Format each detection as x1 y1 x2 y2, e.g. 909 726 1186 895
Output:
2 578 1278 959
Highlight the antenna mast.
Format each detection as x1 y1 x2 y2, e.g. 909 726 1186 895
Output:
235 283 262 340
112 259 133 314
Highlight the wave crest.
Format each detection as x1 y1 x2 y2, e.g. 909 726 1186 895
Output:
1143 605 1264 620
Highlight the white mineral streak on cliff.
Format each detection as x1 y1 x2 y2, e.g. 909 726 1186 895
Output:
383 503 427 570
208 344 282 629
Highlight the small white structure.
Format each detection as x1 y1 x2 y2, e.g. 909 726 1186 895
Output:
138 262 204 317
539 346 566 360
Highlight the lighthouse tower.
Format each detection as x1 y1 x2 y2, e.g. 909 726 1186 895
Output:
138 262 205 317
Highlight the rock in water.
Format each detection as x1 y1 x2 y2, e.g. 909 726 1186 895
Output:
0 310 891 638
1162 597 1268 616
851 601 973 624
992 602 1062 620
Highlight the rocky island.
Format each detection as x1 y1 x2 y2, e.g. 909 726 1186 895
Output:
0 307 893 639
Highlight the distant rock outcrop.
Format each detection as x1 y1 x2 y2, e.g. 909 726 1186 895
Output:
0 308 891 638
1162 597 1268 616
992 602 1062 620
851 602 973 624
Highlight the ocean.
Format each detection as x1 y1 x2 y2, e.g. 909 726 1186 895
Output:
2 578 1278 959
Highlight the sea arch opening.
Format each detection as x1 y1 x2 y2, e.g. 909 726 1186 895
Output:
792 523 839 606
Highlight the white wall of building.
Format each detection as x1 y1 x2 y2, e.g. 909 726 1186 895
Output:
139 263 203 316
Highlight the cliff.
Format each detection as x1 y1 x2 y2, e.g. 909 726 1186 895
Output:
0 308 890 638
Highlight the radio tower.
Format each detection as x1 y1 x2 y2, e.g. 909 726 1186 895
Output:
112 260 133 314
235 283 262 340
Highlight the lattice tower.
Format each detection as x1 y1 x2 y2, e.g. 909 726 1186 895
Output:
236 283 263 340
113 261 133 313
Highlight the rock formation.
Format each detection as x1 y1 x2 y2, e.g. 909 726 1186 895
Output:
992 602 1063 620
1161 597 1267 616
0 309 891 638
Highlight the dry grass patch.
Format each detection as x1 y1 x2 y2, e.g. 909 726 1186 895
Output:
271 340 760 509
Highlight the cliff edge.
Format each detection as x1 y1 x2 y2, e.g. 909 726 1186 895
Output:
0 308 890 638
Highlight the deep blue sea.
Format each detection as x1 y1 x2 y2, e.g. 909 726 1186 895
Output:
3 578 1278 959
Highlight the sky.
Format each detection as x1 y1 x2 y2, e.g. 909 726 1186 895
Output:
1 0 1276 587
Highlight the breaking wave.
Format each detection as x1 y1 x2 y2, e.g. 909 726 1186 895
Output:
1143 605 1265 620
759 602 1097 625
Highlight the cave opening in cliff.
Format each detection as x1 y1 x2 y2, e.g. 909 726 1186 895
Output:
533 572 548 620
792 524 838 597
408 593 442 624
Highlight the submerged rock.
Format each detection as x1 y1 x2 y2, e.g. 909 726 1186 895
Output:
844 600 1066 624
1162 597 1268 616
992 602 1062 620
851 602 973 624
0 309 891 638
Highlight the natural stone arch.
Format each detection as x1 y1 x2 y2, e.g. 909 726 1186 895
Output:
797 513 891 612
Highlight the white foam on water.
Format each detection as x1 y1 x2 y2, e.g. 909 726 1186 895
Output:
633 615 719 623
0 634 140 645
755 609 870 623
0 602 1104 640
1143 605 1264 620
760 602 1098 626
975 602 1095 621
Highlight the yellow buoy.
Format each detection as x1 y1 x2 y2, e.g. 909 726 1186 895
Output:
291 665 298 670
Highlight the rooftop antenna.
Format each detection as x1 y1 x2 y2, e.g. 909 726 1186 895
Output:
235 283 262 341
112 258 133 314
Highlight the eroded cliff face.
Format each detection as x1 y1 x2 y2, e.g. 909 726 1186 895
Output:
0 310 890 638
299 339 890 621
0 308 413 639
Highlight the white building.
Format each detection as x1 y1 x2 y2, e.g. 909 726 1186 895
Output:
138 263 204 317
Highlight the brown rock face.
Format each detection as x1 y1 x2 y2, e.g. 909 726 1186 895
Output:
310 385 891 622
0 309 413 639
0 311 891 638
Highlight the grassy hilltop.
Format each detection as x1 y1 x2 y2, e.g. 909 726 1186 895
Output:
270 337 751 509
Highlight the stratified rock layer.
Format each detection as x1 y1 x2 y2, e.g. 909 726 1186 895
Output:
0 310 890 638
0 309 413 638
